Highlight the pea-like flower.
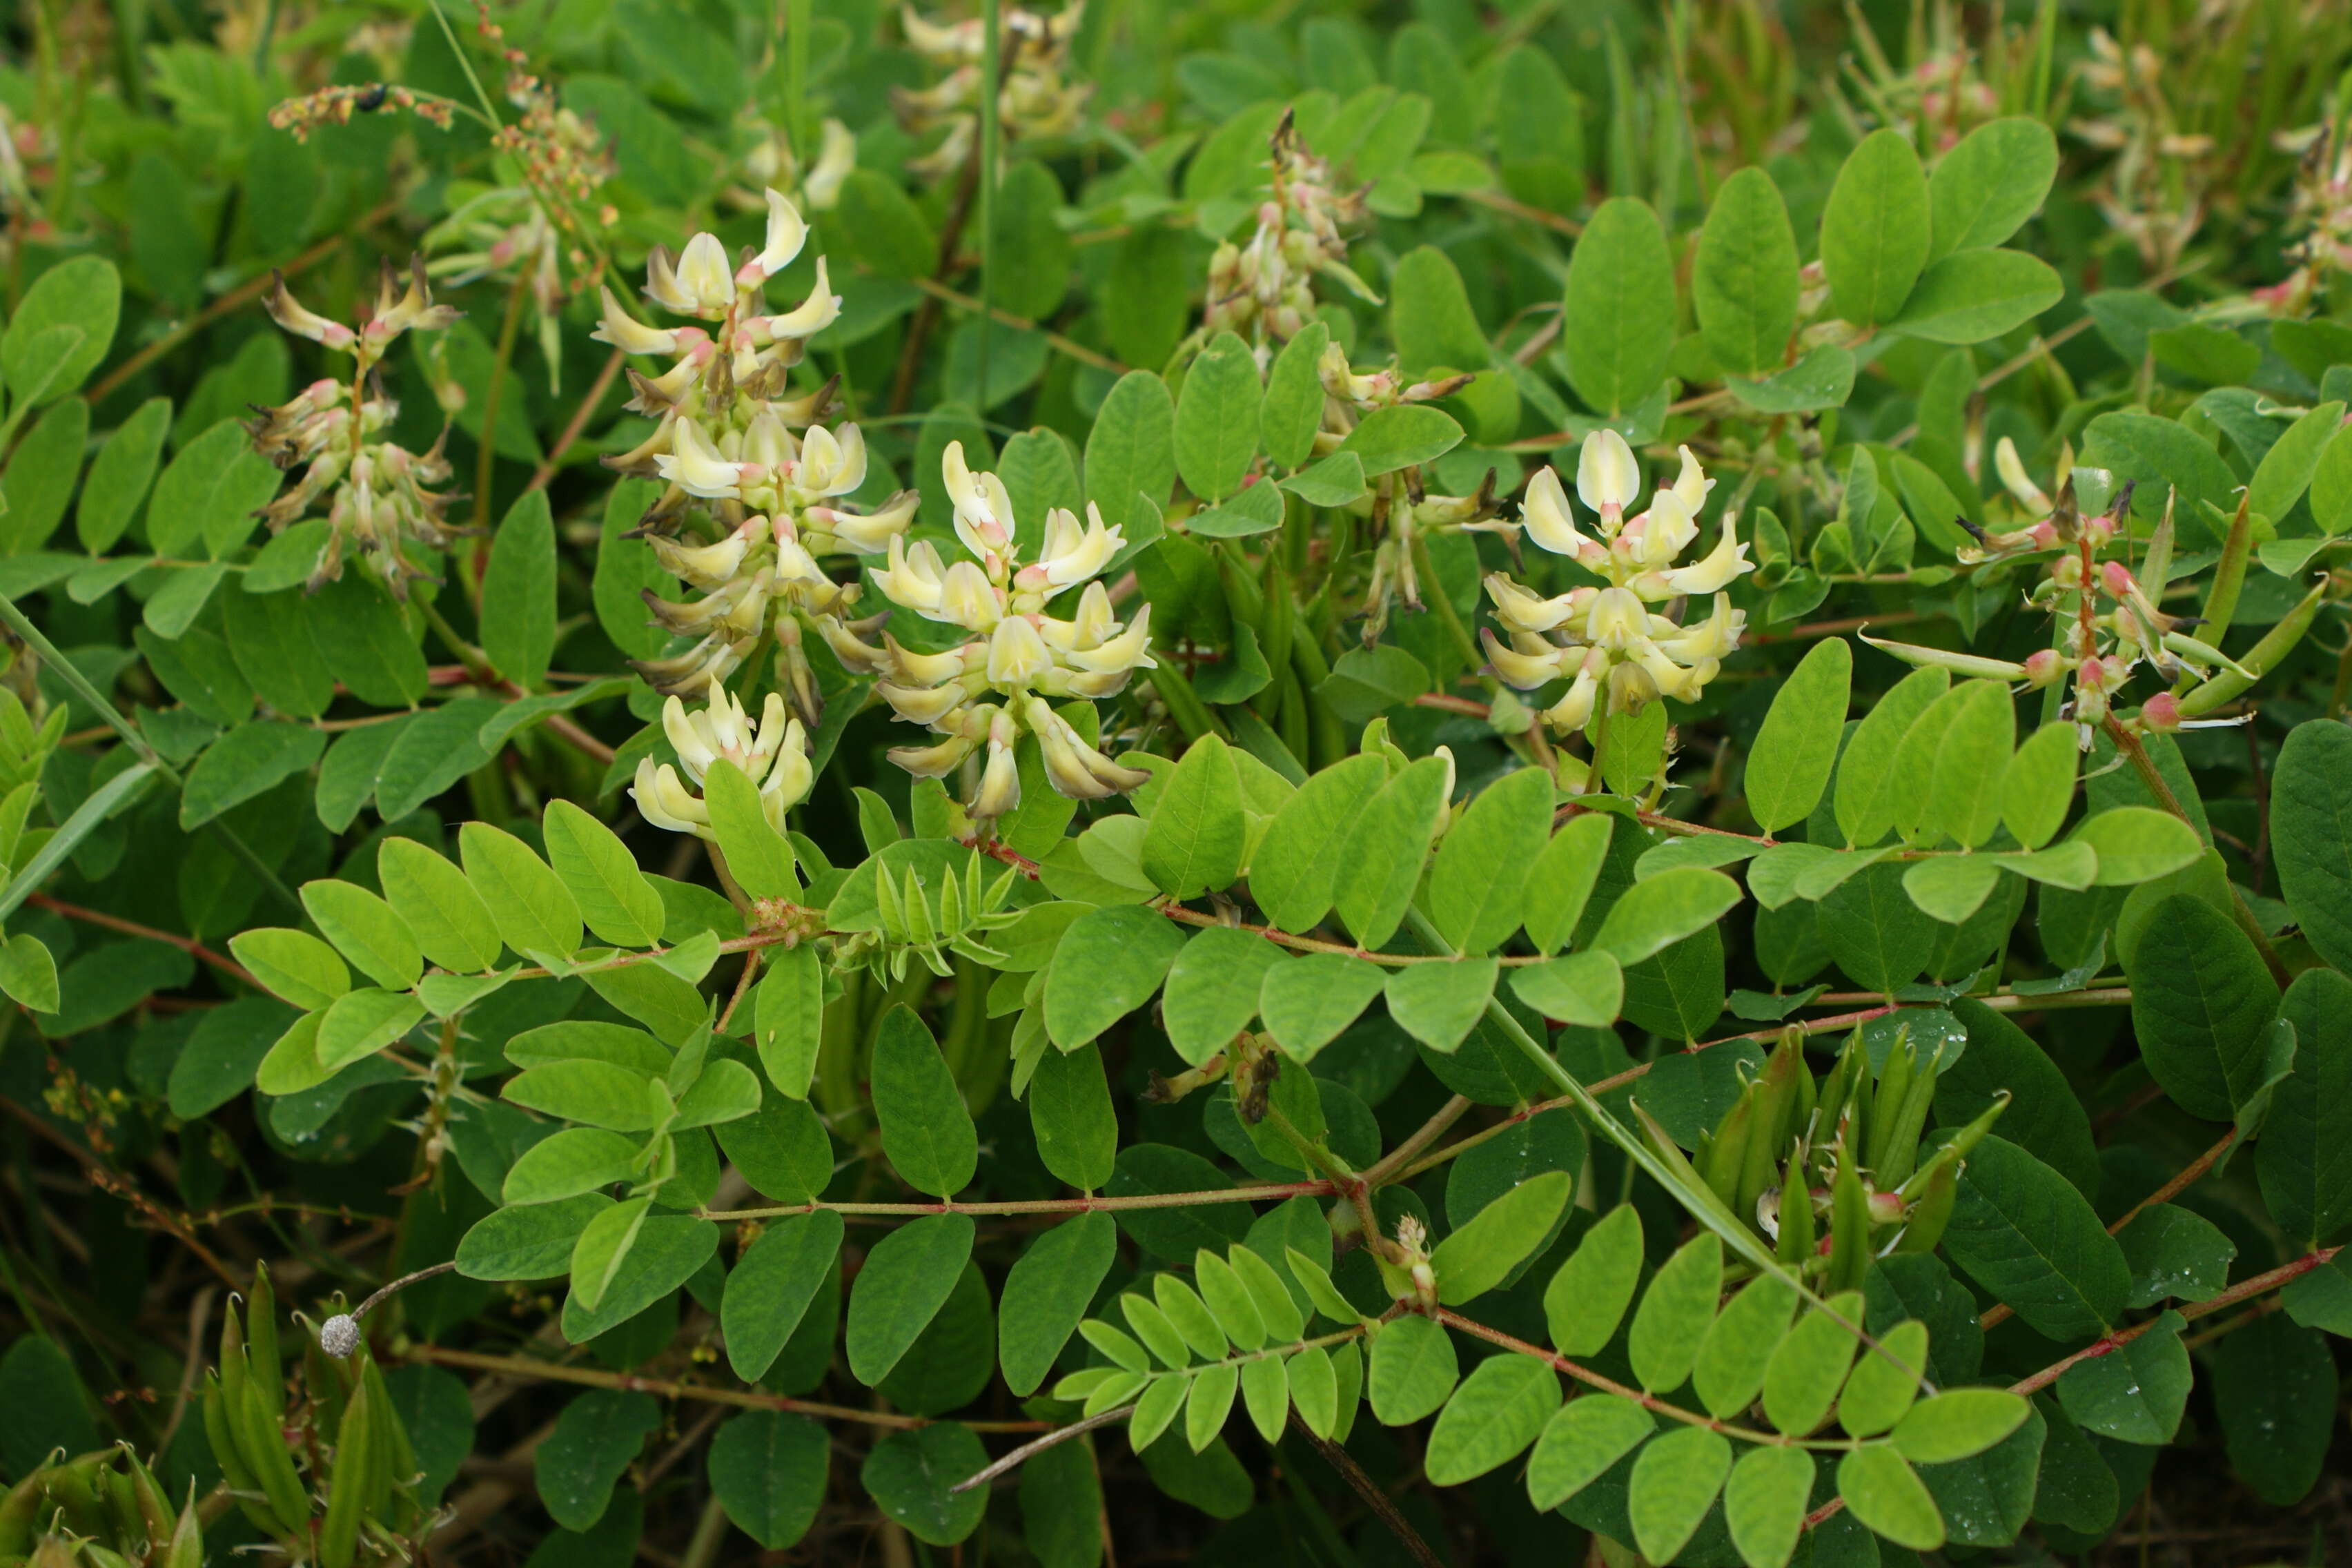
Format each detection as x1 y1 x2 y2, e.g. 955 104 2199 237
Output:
844 441 1155 821
1482 431 1754 734
729 115 857 214
246 261 464 594
631 690 813 840
600 193 919 718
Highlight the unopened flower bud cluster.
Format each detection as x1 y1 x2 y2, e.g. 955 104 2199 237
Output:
1481 430 1756 734
829 441 1157 821
598 191 921 720
894 3 1090 180
248 259 465 594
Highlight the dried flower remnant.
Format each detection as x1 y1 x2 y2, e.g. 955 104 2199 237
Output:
843 441 1155 822
2260 112 2352 316
631 689 814 841
422 14 619 388
1481 430 1754 735
247 259 465 594
1868 471 2254 739
894 3 1090 179
2068 27 2219 271
598 191 919 718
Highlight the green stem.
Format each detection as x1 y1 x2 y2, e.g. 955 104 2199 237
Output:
0 592 301 919
471 263 531 549
1407 525 1489 694
975 0 1001 411
1399 903 1916 1390
2102 715 2289 990
786 0 813 164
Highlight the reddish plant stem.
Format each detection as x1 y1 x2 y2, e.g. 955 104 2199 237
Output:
28 894 258 988
522 346 626 496
1435 1309 1791 1444
405 1345 1049 1432
1807 1246 2344 1530
702 1179 1333 1222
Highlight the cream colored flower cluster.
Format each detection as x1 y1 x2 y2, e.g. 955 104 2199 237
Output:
893 4 1090 179
834 442 1156 821
248 259 464 594
631 689 814 841
1205 112 1377 356
1482 430 1755 733
596 192 921 718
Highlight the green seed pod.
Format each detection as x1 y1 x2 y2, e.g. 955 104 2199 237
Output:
317 1379 374 1568
246 1265 284 1420
1894 1160 1959 1255
1826 1148 1872 1295
0 1469 46 1556
231 1373 310 1537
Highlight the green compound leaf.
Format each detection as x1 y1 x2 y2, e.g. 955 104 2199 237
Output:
871 1004 979 1198
846 1213 976 1386
1627 1425 1733 1564
1821 129 1931 326
1627 1231 1722 1393
1525 1395 1653 1512
1423 1354 1561 1484
1369 1315 1459 1427
1836 1444 1945 1551
1744 636 1851 833
1545 1204 1644 1357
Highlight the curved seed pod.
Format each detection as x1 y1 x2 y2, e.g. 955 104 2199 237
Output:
0 1468 44 1556
215 1299 248 1419
201 1380 279 1540
317 1379 374 1568
231 1374 311 1537
120 1444 176 1551
164 1488 204 1568
246 1265 284 1420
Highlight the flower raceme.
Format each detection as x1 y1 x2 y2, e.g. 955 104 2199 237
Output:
630 689 814 841
598 191 921 718
246 259 464 593
1481 430 1755 734
894 3 1090 179
836 441 1155 821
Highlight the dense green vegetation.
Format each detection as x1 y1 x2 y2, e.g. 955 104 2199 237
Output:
3 0 2352 1562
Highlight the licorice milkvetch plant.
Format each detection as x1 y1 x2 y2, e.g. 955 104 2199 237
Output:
8 3 2352 1567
